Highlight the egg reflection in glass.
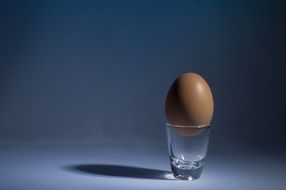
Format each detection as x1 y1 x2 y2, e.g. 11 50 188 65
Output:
165 72 214 180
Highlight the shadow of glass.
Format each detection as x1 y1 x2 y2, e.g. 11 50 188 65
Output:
65 164 172 180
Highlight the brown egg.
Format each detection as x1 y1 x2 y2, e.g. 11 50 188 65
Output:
165 73 214 135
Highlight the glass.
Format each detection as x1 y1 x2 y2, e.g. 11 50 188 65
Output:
166 123 211 180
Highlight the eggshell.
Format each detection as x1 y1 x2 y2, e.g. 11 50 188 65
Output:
165 73 214 127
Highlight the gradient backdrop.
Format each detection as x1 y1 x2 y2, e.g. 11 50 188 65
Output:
0 1 286 189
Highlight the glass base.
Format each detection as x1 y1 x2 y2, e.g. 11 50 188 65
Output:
170 157 204 180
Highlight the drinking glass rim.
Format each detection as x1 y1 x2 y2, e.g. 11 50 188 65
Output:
166 122 210 129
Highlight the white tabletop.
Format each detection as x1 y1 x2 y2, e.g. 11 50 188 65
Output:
0 143 285 190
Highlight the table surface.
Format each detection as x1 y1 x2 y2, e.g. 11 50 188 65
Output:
0 143 285 190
